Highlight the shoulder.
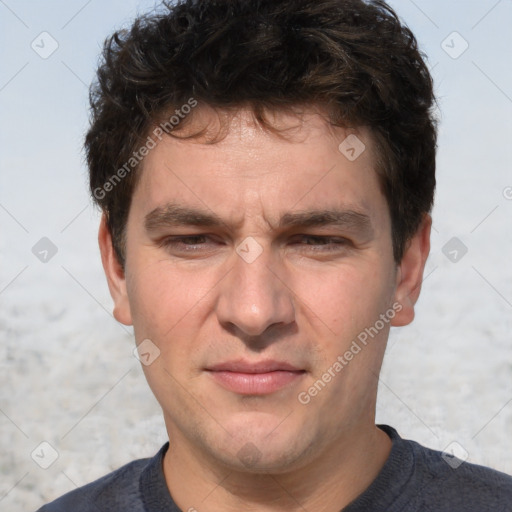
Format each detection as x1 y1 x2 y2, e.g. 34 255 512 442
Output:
36 447 164 512
408 437 512 509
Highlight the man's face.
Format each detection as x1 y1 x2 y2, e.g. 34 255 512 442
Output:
106 108 415 472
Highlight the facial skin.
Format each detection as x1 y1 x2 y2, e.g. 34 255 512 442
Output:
99 107 431 511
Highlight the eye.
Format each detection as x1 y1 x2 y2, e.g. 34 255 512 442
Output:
159 235 218 253
290 235 351 251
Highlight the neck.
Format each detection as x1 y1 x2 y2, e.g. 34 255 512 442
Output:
162 424 392 512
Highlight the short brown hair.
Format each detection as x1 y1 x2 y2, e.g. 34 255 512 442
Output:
86 0 437 266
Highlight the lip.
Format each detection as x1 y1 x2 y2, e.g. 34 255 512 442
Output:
206 359 306 395
207 359 303 373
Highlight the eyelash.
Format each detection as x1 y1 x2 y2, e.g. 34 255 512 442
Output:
159 235 212 252
159 235 351 253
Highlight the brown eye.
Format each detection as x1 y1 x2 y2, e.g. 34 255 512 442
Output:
160 235 214 253
291 235 351 250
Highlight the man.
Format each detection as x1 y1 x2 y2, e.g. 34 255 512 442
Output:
38 0 512 510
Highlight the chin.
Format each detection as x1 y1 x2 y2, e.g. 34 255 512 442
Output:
217 442 312 475
209 416 318 474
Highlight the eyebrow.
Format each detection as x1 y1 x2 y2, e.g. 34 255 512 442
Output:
145 204 225 232
279 210 374 237
144 203 374 238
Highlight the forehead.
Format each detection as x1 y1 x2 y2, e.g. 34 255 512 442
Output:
132 107 388 229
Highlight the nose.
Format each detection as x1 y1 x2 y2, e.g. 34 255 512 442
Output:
215 242 296 338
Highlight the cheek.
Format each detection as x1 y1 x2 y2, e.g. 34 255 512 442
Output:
127 264 207 403
126 261 184 339
126 258 218 350
294 260 392 340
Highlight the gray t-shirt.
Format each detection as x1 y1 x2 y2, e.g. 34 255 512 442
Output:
37 425 512 511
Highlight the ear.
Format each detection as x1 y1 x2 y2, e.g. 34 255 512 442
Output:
391 214 432 327
98 213 133 326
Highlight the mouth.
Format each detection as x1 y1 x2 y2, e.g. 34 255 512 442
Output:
205 360 306 395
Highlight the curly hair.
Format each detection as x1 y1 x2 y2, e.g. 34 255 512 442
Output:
85 0 437 266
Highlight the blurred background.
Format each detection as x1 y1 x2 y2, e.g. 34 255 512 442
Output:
0 0 511 509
